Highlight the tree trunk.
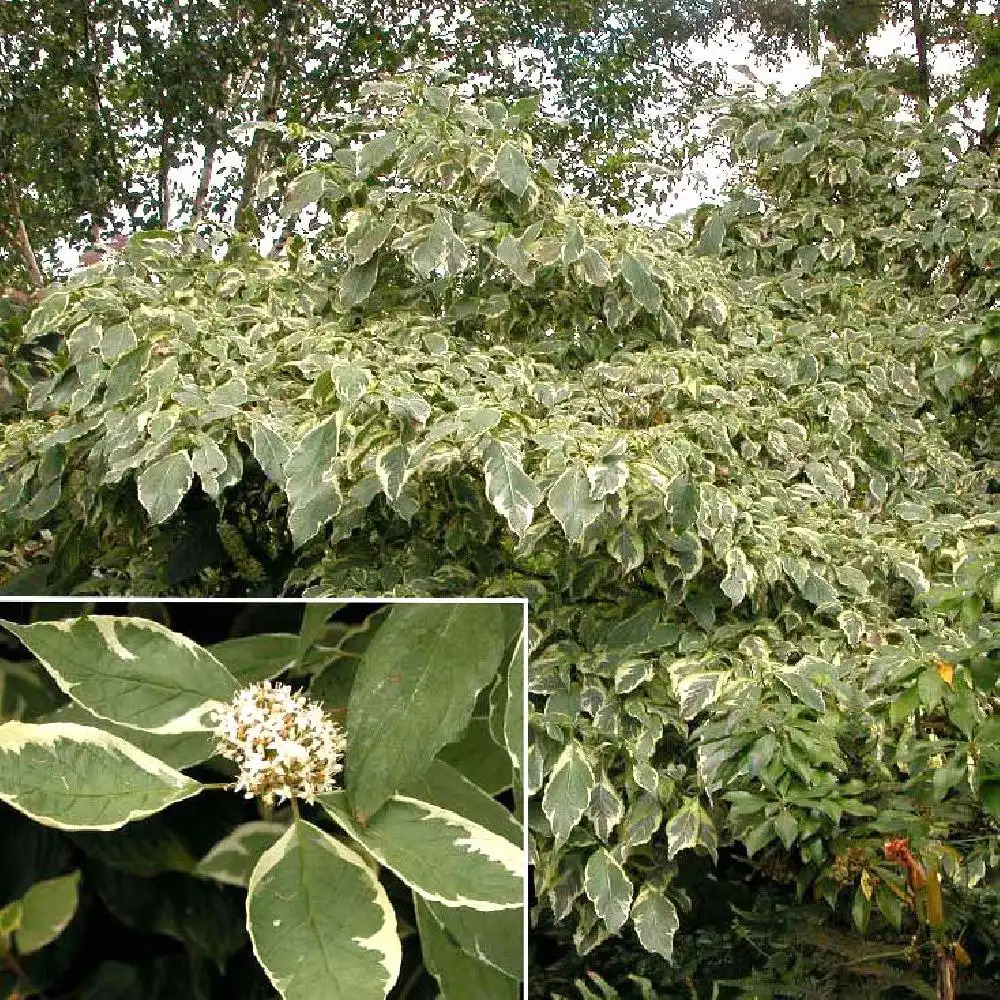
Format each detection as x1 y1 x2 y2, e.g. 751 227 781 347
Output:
158 111 173 229
193 63 256 226
80 0 112 238
1 173 44 288
910 0 931 111
267 213 297 259
192 136 219 226
982 85 999 153
235 49 285 233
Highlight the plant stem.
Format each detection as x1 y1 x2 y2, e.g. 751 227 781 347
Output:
236 11 293 234
2 937 50 1000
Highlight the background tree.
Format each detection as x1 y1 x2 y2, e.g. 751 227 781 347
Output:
0 0 734 291
721 0 999 135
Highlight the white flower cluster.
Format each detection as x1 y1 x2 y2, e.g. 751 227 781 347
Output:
212 681 346 805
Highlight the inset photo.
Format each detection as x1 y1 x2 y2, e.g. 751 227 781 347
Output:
0 599 526 1000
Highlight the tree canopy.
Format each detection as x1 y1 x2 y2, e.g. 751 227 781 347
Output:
0 0 730 290
4 1 998 292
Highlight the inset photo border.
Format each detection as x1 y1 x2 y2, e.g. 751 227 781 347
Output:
0 597 528 1000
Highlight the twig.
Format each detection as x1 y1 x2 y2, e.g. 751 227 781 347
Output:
2 937 51 1000
0 173 44 288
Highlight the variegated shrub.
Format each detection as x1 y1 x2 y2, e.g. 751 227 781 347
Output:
0 65 998 996
0 602 525 999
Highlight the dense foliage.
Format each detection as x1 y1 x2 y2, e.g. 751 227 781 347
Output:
1 63 998 996
0 601 525 999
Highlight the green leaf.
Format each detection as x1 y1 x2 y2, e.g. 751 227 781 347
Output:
665 798 716 862
281 169 326 218
496 142 530 198
698 213 726 254
339 259 379 308
982 782 1000 820
437 716 512 795
587 459 628 500
742 818 776 856
100 322 138 363
747 733 777 776
579 247 611 286
835 565 869 596
614 658 652 695
668 475 699 531
400 763 523 978
562 219 585 265
320 791 523 911
412 215 464 279
496 234 533 285
541 741 595 848
586 773 624 841
773 810 798 849
547 466 604 544
619 253 662 314
330 363 372 410
346 604 510 820
852 885 871 933
774 670 825 712
414 899 519 1000
630 887 679 962
1 616 237 734
889 684 921 725
0 899 21 937
39 701 214 771
284 415 344 547
249 419 291 483
247 819 401 1000
12 871 81 955
875 883 903 931
195 821 287 888
482 438 542 537
400 759 521 848
608 524 645 573
352 215 396 266
503 631 525 775
358 133 398 177
782 141 813 164
801 572 839 609
137 451 194 524
583 847 633 933
375 444 410 502
619 794 662 853
209 379 247 408
721 547 755 606
804 462 843 501
896 561 929 595
209 634 298 684
665 798 699 860
0 721 202 831
701 291 728 325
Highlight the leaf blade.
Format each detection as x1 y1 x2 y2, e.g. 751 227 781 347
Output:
247 820 401 1000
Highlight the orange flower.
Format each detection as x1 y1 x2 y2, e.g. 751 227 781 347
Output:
884 838 926 891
